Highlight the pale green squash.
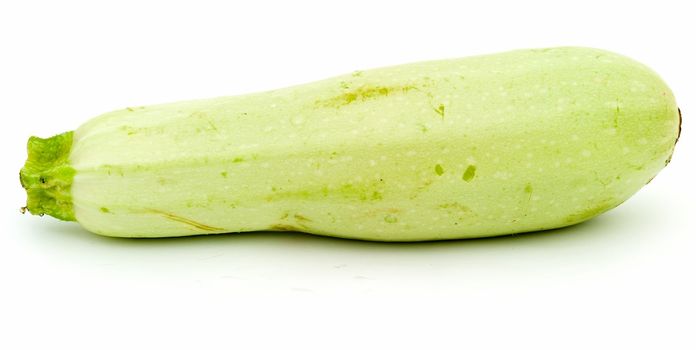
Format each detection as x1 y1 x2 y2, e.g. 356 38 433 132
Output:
20 47 680 241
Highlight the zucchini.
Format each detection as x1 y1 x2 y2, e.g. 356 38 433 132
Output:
19 47 680 241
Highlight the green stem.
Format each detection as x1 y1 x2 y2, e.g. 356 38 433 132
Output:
19 131 77 221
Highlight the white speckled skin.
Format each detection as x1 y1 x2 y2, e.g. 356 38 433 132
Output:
67 47 679 240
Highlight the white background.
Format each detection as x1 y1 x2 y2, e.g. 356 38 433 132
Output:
1 1 694 349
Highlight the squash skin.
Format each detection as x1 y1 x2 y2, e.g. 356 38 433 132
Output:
21 47 680 241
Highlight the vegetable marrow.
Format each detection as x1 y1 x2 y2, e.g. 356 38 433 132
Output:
20 47 680 241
